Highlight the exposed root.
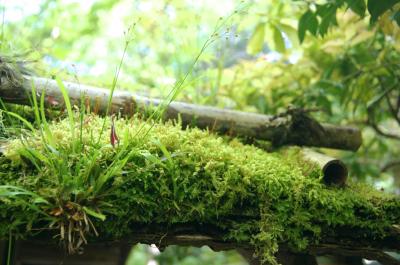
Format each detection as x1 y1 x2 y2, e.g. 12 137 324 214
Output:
50 201 99 254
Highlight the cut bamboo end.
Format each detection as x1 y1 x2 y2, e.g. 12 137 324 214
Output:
301 148 348 187
321 159 348 186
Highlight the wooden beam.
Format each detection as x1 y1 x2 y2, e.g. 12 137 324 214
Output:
15 222 398 265
308 244 400 265
0 76 362 151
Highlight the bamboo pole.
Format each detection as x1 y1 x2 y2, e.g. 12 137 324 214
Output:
0 76 362 151
301 148 348 186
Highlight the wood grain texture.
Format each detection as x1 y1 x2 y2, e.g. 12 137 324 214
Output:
0 76 362 151
5 222 398 265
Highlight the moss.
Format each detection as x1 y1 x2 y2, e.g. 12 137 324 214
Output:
0 115 399 264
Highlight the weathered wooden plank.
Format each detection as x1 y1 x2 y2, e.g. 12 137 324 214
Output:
0 76 362 151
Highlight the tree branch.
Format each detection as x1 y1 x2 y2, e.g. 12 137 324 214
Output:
367 120 400 140
381 160 400 172
385 92 400 125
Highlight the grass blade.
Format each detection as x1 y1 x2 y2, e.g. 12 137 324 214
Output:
4 111 34 131
83 206 106 221
56 77 75 144
39 89 55 147
30 80 41 126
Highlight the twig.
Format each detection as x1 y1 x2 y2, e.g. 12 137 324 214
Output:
367 120 400 140
381 161 400 172
385 92 400 125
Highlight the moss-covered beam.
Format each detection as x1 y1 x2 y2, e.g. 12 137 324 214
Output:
0 75 362 150
0 116 398 265
113 223 400 265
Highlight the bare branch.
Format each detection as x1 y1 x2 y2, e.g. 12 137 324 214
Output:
367 120 400 140
385 92 400 125
381 161 400 172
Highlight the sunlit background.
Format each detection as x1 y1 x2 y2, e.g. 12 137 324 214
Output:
2 0 400 264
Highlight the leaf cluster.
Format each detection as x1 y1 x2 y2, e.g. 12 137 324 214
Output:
297 0 400 43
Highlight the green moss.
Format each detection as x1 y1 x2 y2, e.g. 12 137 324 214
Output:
0 115 399 264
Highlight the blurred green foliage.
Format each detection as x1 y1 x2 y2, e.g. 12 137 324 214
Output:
1 0 400 263
126 245 247 265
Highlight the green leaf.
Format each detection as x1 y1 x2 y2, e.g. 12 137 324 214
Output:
347 0 366 16
153 139 174 169
40 90 56 147
30 81 41 126
279 23 299 47
5 111 35 131
272 25 286 53
24 147 49 165
317 4 338 36
141 150 165 166
367 0 400 22
247 23 265 54
56 77 75 142
83 206 106 221
298 10 319 43
367 86 394 109
0 185 49 215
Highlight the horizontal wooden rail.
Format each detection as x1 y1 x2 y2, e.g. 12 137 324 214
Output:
2 223 399 265
0 76 362 151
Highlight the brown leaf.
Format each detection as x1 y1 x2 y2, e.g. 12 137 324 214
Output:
49 207 63 216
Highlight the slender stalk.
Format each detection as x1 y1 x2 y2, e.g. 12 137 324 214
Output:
7 231 12 265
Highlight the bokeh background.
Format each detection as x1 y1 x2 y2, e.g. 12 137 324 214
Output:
1 1 400 264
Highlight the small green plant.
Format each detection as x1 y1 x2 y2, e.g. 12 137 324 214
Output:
0 110 5 138
0 9 240 253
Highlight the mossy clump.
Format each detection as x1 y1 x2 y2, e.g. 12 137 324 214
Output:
0 115 399 264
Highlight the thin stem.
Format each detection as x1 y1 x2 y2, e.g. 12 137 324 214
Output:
385 92 400 125
97 27 132 145
367 120 400 140
7 231 12 265
381 160 400 172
